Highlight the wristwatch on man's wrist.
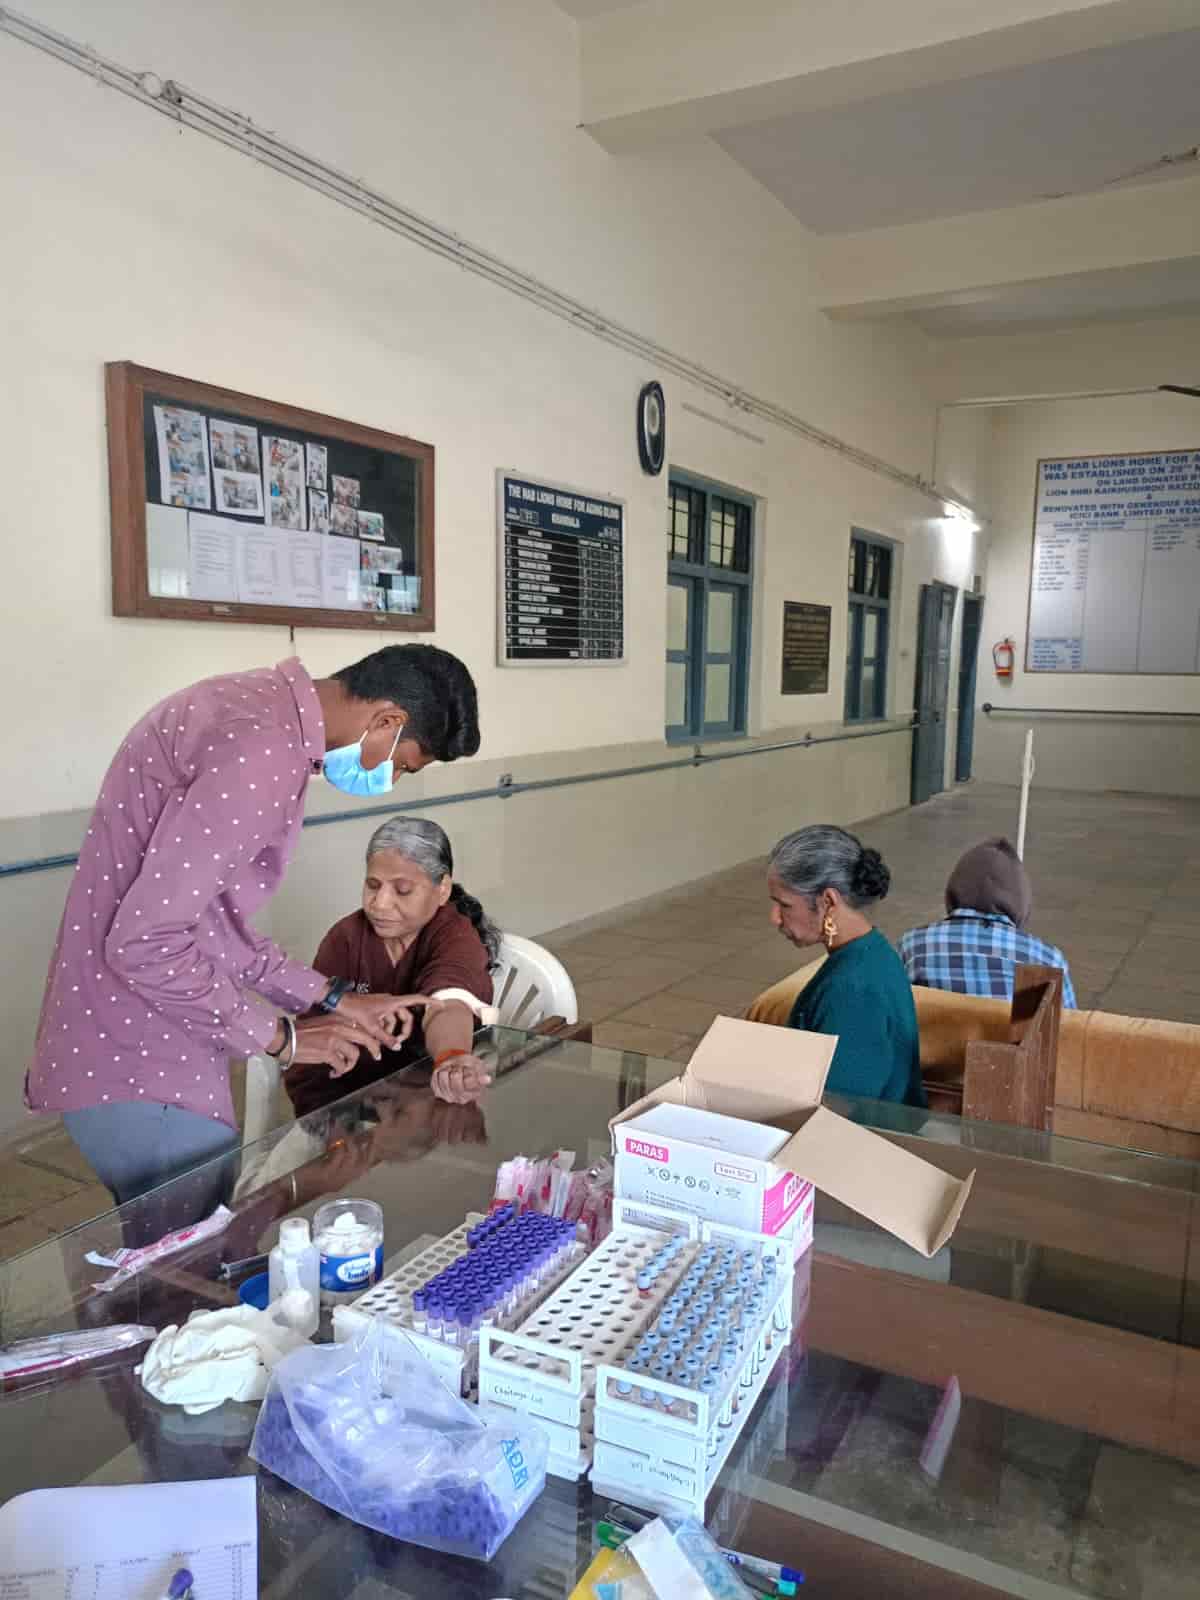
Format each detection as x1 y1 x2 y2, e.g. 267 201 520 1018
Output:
317 977 354 1013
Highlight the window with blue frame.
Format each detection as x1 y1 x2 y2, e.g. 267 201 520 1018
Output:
845 531 892 722
666 476 753 740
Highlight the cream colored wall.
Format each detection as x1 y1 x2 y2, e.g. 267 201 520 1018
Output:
969 389 1200 793
266 725 917 968
0 0 983 1133
0 0 967 816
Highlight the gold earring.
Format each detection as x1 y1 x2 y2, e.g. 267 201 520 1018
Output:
821 908 838 949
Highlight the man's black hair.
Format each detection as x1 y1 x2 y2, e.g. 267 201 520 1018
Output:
334 645 480 761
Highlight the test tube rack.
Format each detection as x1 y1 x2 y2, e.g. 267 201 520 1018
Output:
478 1203 706 1480
592 1371 791 1577
478 1201 791 1486
589 1222 793 1519
332 1211 581 1396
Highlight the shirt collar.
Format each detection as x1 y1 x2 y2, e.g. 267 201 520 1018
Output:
947 908 1015 928
277 657 326 770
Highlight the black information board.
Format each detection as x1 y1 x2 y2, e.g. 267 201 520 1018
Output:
781 601 832 694
498 473 624 664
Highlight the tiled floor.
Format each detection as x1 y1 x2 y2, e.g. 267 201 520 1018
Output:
3 781 1200 1260
0 1121 112 1259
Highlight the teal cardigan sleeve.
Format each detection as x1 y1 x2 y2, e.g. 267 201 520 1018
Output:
790 976 897 1101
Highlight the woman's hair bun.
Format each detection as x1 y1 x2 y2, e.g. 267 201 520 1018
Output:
852 846 891 902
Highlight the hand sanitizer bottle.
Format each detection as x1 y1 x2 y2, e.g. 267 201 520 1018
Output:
268 1218 320 1338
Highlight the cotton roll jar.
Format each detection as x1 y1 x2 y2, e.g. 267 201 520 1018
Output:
313 1198 384 1305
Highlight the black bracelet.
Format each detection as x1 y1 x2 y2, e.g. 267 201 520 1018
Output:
317 978 353 1014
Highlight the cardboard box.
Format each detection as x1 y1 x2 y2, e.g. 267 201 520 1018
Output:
612 1015 973 1258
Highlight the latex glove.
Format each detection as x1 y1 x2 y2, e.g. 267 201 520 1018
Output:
138 1303 309 1415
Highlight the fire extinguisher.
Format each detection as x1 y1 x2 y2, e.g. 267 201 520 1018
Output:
992 638 1015 678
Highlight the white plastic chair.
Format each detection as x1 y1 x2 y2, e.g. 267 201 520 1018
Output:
241 932 578 1146
489 932 578 1031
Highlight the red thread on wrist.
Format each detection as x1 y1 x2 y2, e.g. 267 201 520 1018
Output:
433 1048 469 1068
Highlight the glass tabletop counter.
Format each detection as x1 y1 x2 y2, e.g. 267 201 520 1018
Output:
1 1026 1198 1598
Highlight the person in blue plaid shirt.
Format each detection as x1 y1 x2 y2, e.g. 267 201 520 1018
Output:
898 837 1076 1008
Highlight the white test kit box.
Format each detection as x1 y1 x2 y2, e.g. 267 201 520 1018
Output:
612 1016 975 1259
614 1101 816 1252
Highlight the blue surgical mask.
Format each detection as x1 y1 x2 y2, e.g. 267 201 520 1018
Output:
322 726 403 797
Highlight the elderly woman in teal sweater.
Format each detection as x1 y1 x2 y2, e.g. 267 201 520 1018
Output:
766 825 926 1109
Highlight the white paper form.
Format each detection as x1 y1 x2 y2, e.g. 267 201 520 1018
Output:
237 526 292 605
146 503 189 598
322 534 361 609
0 1475 257 1600
287 530 323 607
187 513 240 602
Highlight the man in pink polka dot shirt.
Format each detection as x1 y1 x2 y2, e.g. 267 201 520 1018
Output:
26 644 481 1204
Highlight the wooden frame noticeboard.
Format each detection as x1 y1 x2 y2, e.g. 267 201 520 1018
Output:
106 362 435 632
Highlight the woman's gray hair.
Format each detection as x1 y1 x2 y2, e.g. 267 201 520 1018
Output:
367 815 451 882
365 815 502 965
768 824 891 910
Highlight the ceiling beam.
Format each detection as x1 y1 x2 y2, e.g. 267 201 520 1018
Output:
811 175 1200 319
580 0 1199 150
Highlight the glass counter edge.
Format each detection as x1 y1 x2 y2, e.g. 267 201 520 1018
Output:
4 1027 1198 1275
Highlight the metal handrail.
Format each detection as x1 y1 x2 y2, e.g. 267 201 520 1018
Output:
982 703 1200 719
0 717 916 880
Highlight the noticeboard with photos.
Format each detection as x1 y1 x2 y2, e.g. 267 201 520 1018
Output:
106 362 434 631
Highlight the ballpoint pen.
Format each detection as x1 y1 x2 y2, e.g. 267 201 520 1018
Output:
160 1568 194 1600
217 1253 270 1282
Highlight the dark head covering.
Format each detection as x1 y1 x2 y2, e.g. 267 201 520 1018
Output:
945 837 1032 928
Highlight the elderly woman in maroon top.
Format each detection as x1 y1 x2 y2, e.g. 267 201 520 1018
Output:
285 817 500 1117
